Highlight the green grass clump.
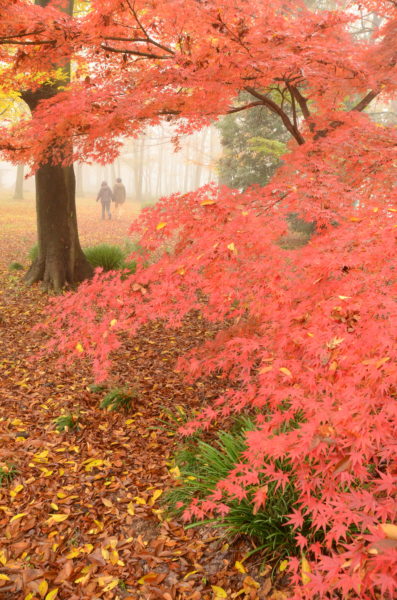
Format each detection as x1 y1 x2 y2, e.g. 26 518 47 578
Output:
100 387 138 413
29 244 38 262
84 244 126 271
0 463 18 487
54 413 80 432
28 241 139 274
87 383 107 393
165 417 321 563
9 262 24 271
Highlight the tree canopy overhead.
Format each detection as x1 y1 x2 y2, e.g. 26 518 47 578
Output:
0 0 396 167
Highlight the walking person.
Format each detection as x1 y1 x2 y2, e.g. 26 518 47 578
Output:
113 177 126 219
96 181 113 220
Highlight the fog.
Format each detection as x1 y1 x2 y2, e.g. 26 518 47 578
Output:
0 124 221 204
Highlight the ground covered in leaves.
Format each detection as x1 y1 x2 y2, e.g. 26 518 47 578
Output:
0 196 289 600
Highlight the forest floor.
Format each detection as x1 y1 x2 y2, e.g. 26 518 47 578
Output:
0 196 289 600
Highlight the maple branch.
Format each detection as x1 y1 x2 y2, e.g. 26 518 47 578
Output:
0 39 55 45
227 101 265 114
351 90 380 112
0 30 46 40
101 44 171 59
244 86 305 145
124 0 175 55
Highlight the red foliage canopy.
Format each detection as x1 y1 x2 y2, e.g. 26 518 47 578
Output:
1 0 397 597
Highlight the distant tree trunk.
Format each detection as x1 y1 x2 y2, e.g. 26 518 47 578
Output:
75 162 84 197
21 0 92 292
110 162 116 185
13 164 24 199
194 129 207 189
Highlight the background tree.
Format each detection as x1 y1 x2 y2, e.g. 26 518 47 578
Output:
217 93 289 189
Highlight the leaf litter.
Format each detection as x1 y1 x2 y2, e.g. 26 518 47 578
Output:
0 198 290 599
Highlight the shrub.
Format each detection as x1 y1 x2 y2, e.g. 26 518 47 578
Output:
165 417 320 564
100 387 138 412
0 463 18 487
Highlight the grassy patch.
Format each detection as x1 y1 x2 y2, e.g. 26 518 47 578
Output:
165 417 322 564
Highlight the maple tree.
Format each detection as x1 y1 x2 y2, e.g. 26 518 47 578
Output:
0 0 92 291
1 0 397 597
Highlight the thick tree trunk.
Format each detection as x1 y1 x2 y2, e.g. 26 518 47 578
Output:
13 164 24 199
20 0 92 292
24 163 93 292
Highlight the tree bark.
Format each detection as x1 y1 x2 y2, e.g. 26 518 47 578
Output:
25 163 92 291
21 0 93 291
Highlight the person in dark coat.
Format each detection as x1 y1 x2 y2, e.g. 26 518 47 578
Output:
96 181 113 220
113 177 126 219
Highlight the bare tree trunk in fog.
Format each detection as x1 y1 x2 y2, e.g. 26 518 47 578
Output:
110 162 116 185
193 129 208 189
75 163 84 197
14 164 24 199
183 139 190 193
156 130 165 197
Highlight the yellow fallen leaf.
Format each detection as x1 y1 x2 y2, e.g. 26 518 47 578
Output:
234 561 246 574
103 579 119 592
183 570 198 579
38 579 48 598
10 484 24 498
84 459 105 472
50 503 58 511
47 514 69 524
279 367 292 378
200 199 216 206
211 585 227 598
380 523 397 540
75 343 84 353
0 550 7 565
227 242 237 255
149 489 163 506
24 594 34 600
301 556 311 585
45 589 59 600
10 512 27 522
279 560 289 572
101 547 110 560
66 548 80 559
169 465 180 478
56 492 66 499
156 222 167 230
0 574 10 581
127 502 135 516
110 319 117 327
134 496 146 505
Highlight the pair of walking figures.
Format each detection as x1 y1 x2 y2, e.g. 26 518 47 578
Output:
96 178 126 220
